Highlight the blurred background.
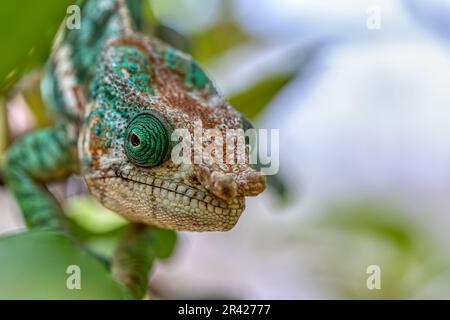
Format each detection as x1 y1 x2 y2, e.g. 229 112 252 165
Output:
1 0 450 299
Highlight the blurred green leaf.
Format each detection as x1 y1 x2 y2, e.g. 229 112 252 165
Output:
192 20 253 63
151 0 253 62
66 195 177 273
0 0 73 94
307 203 450 299
151 228 177 259
191 1 254 63
66 196 128 234
20 72 55 128
266 174 293 206
0 230 126 299
156 24 192 53
320 204 424 253
0 98 7 151
230 74 294 120
229 43 319 120
0 98 7 185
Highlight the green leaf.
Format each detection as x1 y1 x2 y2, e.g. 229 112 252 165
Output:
0 0 73 94
66 196 128 234
0 230 127 299
229 43 320 120
319 204 424 253
192 20 253 63
266 174 292 206
156 24 192 53
0 98 7 153
308 203 450 299
20 72 55 128
151 228 177 259
229 74 294 120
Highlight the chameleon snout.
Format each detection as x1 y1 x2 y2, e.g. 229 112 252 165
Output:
196 164 266 201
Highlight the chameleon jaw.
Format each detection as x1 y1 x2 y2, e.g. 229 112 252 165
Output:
86 174 245 232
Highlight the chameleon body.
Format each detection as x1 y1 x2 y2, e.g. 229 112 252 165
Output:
4 0 265 297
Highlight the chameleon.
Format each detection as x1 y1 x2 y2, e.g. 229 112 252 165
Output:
3 0 266 298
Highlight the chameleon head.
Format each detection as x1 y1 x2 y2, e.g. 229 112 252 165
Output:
78 36 266 231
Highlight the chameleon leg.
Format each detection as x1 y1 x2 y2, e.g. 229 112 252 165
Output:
112 224 156 299
4 125 77 229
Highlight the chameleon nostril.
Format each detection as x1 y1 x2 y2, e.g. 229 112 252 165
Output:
210 174 238 201
195 165 238 201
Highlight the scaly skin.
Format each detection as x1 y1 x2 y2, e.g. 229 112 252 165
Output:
4 0 266 298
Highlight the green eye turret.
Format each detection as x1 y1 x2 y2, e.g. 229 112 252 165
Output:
125 112 171 167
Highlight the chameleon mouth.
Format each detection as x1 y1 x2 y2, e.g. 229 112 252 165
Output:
115 171 244 213
87 172 245 231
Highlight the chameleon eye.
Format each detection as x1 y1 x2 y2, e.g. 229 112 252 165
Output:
125 112 171 168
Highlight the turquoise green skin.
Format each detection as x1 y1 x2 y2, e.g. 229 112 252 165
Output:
5 124 77 229
3 0 170 299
